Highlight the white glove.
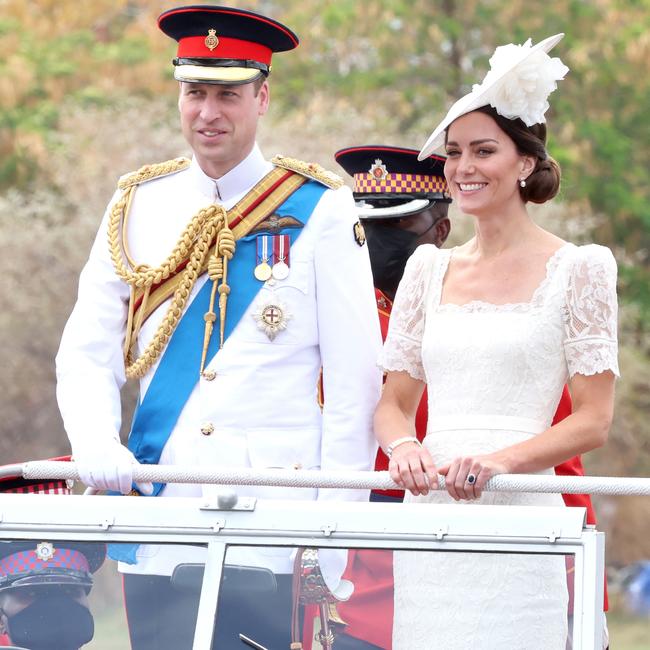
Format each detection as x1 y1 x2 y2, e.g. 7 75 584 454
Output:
73 441 153 495
317 548 353 601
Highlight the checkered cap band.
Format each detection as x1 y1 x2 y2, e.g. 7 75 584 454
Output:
354 172 448 194
0 548 90 577
2 481 72 495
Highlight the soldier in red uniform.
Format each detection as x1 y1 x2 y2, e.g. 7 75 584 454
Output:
335 145 451 507
321 146 607 650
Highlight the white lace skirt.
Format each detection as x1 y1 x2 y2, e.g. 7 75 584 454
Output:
392 427 569 650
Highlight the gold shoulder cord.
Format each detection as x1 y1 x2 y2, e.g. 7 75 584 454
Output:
272 154 345 189
108 158 234 380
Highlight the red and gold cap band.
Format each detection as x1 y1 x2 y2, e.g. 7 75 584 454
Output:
176 35 273 65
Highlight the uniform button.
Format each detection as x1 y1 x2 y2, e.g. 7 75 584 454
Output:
293 462 303 470
202 370 217 381
200 422 215 436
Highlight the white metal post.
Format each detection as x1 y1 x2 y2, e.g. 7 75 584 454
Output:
193 540 227 650
577 529 605 650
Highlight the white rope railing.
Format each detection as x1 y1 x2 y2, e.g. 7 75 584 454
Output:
17 461 650 496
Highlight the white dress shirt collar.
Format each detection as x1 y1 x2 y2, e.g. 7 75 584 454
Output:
189 144 271 204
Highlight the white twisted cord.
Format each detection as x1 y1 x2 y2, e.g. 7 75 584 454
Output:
19 461 650 496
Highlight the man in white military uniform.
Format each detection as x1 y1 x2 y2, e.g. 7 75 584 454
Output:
55 5 381 648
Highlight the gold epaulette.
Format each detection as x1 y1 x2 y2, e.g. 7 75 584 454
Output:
117 157 191 190
272 154 344 190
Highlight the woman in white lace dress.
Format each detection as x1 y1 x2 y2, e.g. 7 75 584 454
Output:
375 35 618 649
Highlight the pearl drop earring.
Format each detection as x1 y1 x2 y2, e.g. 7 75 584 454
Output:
519 178 526 188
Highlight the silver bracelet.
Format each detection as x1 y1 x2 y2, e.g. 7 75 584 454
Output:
385 436 422 458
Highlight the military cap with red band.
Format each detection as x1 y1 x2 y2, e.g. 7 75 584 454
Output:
335 145 450 219
158 5 299 85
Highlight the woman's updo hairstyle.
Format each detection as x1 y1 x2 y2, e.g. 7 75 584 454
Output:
475 105 561 204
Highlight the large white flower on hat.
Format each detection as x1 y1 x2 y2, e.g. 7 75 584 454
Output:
418 34 568 160
476 39 569 127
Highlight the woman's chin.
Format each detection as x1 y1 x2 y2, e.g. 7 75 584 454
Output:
457 196 489 216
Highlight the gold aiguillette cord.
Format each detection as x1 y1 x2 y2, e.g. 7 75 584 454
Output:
199 222 235 375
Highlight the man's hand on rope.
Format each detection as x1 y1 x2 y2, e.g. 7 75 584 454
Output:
73 441 153 495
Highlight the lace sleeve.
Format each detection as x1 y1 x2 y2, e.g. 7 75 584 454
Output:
378 245 438 381
563 244 619 377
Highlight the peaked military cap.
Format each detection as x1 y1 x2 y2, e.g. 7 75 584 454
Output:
0 540 105 594
335 145 450 219
158 5 299 85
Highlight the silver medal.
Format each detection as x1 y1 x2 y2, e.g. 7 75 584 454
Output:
272 261 290 280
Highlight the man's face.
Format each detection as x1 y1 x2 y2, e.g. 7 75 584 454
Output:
178 79 270 179
0 584 88 620
0 585 93 649
368 202 451 249
363 202 450 298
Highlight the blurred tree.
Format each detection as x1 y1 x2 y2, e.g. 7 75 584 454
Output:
278 0 650 324
0 0 649 317
0 0 174 186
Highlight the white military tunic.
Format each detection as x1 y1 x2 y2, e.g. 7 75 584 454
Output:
56 145 382 574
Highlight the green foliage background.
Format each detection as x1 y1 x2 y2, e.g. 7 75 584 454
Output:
2 0 649 311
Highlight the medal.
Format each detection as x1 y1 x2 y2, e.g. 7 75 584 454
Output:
272 261 289 280
253 300 292 341
254 235 272 281
272 234 291 280
254 262 272 281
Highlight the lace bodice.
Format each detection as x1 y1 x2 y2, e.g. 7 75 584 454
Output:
380 242 619 427
387 242 617 648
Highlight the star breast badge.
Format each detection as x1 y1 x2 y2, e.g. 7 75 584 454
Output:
253 301 292 341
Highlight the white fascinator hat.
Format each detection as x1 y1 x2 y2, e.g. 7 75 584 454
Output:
418 33 569 160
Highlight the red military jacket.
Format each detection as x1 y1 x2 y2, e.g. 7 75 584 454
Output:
334 289 606 650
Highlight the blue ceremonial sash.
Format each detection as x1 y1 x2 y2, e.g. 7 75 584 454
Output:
109 180 327 564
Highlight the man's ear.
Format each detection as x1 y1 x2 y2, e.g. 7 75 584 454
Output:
177 82 184 111
434 218 451 248
258 80 270 116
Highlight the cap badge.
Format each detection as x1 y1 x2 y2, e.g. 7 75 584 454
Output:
36 542 55 562
253 301 292 341
205 28 219 51
369 159 388 181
